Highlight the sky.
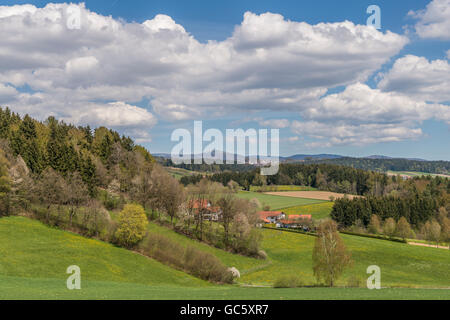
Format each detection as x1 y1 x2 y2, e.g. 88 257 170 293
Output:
0 0 449 160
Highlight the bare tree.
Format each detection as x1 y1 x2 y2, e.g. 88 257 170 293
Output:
161 176 185 225
217 192 238 247
65 172 89 227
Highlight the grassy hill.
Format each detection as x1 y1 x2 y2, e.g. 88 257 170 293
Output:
0 216 449 299
0 216 208 288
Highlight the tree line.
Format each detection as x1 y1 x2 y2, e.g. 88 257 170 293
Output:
302 157 450 175
181 162 398 196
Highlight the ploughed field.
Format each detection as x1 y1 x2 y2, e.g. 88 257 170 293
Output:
264 191 362 201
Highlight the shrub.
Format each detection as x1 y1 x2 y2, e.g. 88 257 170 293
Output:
273 275 303 288
115 204 148 247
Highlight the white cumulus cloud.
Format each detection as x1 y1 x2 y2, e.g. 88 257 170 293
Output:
378 55 450 103
409 0 450 40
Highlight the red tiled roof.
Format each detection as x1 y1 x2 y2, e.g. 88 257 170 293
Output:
188 199 209 209
257 211 284 223
188 200 220 214
280 215 312 225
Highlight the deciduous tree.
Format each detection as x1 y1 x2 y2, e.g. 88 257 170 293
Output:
383 217 396 238
312 220 352 287
115 204 148 248
395 217 412 240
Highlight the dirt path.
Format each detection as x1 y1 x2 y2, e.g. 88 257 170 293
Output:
264 191 361 201
408 242 449 250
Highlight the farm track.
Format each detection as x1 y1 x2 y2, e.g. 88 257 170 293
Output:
408 242 449 250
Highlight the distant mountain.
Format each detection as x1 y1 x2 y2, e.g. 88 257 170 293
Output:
365 155 427 161
365 155 393 159
283 154 343 161
154 152 429 162
153 153 171 159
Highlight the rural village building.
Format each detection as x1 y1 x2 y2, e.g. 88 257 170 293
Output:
257 211 312 230
188 199 222 221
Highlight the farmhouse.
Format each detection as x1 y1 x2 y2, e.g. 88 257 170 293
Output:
188 199 222 221
257 211 286 224
277 214 312 229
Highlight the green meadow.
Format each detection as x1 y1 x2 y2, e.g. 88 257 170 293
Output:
282 202 334 219
1 275 448 300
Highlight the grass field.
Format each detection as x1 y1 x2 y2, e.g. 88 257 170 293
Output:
1 275 448 300
164 167 203 180
236 191 325 210
282 202 334 219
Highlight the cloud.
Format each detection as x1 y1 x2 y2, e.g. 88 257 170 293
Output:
290 82 449 147
409 0 450 40
0 83 18 103
258 119 290 128
292 120 423 147
68 101 157 128
377 55 450 103
304 82 449 124
0 3 408 130
65 56 99 76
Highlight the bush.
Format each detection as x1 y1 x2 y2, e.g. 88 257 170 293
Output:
273 275 303 288
142 233 233 283
115 204 148 247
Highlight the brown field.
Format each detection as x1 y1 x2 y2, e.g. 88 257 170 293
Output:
264 191 361 201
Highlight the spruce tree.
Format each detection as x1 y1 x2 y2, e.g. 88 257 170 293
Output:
0 149 11 216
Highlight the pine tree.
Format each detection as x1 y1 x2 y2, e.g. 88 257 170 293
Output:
99 134 112 165
80 155 96 196
0 149 11 216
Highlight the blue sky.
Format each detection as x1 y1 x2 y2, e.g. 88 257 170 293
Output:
0 0 449 159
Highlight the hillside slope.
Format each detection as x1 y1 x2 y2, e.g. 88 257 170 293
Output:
241 228 450 288
0 217 208 288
